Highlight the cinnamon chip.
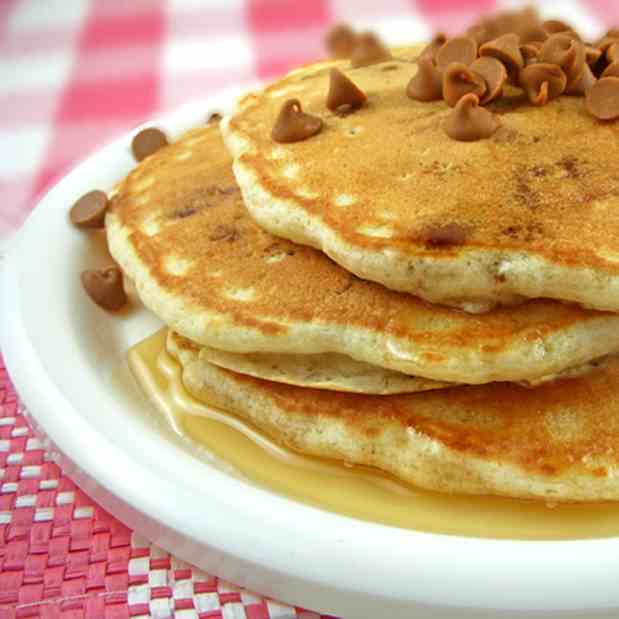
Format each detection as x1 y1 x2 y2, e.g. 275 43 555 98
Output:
81 266 127 311
443 93 499 141
519 63 567 105
470 56 507 103
539 34 586 87
350 32 391 68
607 42 619 64
70 190 108 229
423 223 467 247
520 42 542 65
479 33 524 81
602 62 619 78
131 127 168 162
594 31 619 53
435 37 478 70
520 25 548 44
327 69 367 112
542 19 575 35
325 24 358 58
466 25 492 46
271 99 323 143
585 46 603 66
209 224 238 242
586 77 619 120
419 32 447 61
565 63 596 95
406 56 443 102
442 62 486 107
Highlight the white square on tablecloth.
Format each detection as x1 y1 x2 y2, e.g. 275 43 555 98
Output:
148 568 168 587
163 34 253 75
149 597 172 619
128 584 150 605
0 127 51 179
172 579 194 599
167 0 245 10
193 592 220 612
0 53 74 91
266 600 296 618
222 602 248 619
8 0 90 31
129 557 150 576
330 0 431 45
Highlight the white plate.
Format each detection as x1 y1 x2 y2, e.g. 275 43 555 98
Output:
2 89 619 619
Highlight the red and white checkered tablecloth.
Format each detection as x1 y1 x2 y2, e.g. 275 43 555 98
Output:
0 1 617 617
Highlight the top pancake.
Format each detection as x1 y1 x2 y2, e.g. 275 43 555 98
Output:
106 122 619 384
222 46 619 312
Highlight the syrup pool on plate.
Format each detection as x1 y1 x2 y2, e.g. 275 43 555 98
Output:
128 329 619 540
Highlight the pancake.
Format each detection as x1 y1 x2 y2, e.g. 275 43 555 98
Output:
188 334 607 393
106 123 619 385
168 329 619 502
222 46 619 313
196 340 446 394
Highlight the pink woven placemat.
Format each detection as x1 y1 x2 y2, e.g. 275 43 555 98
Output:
0 354 336 619
2 1 618 616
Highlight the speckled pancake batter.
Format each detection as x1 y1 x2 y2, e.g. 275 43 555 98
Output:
223 46 619 312
106 123 619 384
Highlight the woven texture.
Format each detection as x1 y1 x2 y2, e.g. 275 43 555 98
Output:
0 356 335 619
1 0 617 616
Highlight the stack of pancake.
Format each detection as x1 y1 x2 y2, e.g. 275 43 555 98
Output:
106 18 619 502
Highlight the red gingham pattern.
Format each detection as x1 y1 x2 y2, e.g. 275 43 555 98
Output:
0 0 616 615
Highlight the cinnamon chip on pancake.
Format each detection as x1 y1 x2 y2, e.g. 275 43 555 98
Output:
519 63 567 105
565 64 596 95
326 69 367 112
271 99 322 143
542 19 576 36
131 127 168 162
442 63 486 107
350 32 391 68
470 57 507 103
539 34 586 87
585 45 603 66
479 33 524 80
324 23 357 58
423 223 467 247
520 42 542 65
444 93 499 141
406 56 443 102
435 36 478 70
602 62 619 78
586 77 619 120
419 32 447 60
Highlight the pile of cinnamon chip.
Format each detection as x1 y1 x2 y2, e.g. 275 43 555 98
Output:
407 8 619 140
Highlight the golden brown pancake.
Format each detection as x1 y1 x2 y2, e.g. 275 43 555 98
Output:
222 46 619 313
195 341 447 394
106 123 619 384
168 329 619 502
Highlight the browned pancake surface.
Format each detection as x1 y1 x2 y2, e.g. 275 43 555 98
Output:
224 47 619 310
107 123 619 383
